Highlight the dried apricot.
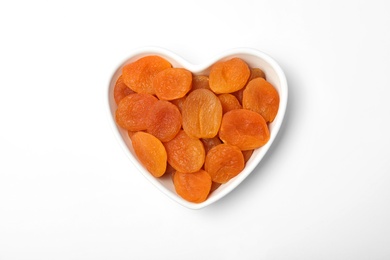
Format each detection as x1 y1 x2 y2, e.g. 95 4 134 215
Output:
218 93 242 114
242 77 279 123
173 170 212 203
248 68 266 81
232 68 266 104
219 109 270 150
164 130 205 173
170 96 186 114
122 55 171 95
209 58 250 94
131 132 167 177
115 93 158 131
232 88 244 105
113 75 135 105
146 100 182 142
205 144 245 183
201 137 222 154
182 89 222 139
191 75 211 91
153 68 192 100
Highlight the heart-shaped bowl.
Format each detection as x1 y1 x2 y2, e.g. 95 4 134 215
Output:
107 47 288 209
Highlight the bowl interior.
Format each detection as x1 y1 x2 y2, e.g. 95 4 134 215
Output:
107 47 288 209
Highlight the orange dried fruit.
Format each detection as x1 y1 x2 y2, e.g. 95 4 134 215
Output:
170 96 186 114
164 130 205 173
115 93 158 131
231 68 266 104
243 77 280 123
131 132 167 177
209 58 250 94
182 89 222 139
219 109 270 150
153 68 192 100
205 144 245 183
191 75 211 91
173 170 212 203
249 68 266 81
113 75 135 105
218 93 242 114
201 137 222 154
147 100 182 142
122 55 172 95
232 89 244 105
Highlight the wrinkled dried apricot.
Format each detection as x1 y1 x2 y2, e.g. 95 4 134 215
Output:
153 68 192 100
147 100 182 142
113 75 135 105
231 68 266 104
243 78 279 123
115 93 158 131
173 170 212 203
232 89 244 105
191 75 211 91
182 89 222 139
209 58 250 94
218 93 242 114
122 55 172 95
219 109 270 150
131 132 167 177
205 144 245 183
249 68 266 81
170 96 186 114
164 130 205 173
201 137 222 154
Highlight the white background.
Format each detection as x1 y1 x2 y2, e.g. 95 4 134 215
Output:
1 0 389 259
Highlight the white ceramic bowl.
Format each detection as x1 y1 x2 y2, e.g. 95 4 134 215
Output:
107 47 288 209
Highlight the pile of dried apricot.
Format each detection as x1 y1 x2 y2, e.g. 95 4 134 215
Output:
114 55 280 203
